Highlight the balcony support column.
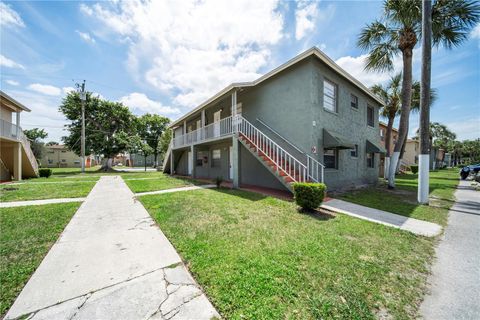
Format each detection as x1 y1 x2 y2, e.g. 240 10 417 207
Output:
16 112 20 138
170 150 174 175
190 145 196 178
13 142 22 181
232 136 240 188
201 110 205 140
183 120 187 145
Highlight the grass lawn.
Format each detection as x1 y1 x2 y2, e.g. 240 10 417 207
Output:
124 174 205 193
140 188 434 319
0 180 97 202
0 203 80 316
338 169 458 226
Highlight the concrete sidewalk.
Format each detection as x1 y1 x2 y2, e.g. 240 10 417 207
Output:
0 197 86 208
322 198 442 237
420 179 480 319
6 176 219 320
135 184 216 197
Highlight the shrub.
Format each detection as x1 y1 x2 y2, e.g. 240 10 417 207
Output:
39 168 52 178
410 165 419 174
215 176 224 188
292 182 326 211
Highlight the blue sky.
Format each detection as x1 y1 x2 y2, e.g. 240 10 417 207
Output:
1 0 479 142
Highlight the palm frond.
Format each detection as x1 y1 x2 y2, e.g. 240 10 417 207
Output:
384 0 421 31
432 0 480 48
364 43 398 72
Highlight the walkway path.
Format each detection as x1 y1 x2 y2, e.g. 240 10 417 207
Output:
6 176 219 320
0 197 86 208
135 184 216 197
420 179 480 319
322 198 442 237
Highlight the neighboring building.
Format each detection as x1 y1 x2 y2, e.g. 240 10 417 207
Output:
41 145 96 168
0 91 38 181
163 47 385 192
378 122 399 177
113 153 155 167
403 139 419 166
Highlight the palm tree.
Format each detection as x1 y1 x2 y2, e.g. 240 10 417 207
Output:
358 0 479 188
371 73 436 176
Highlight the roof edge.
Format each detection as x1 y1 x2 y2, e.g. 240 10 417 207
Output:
0 90 31 112
169 46 385 128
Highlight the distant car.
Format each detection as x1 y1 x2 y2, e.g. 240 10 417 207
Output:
460 163 480 180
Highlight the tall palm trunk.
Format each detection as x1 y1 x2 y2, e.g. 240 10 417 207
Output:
384 115 395 178
418 0 432 203
388 41 415 188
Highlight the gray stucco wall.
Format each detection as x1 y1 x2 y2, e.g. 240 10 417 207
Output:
239 144 287 191
194 141 231 180
239 56 382 190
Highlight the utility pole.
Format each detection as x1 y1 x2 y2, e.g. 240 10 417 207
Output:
418 0 432 204
77 80 87 174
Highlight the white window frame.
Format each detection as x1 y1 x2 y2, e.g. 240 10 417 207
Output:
323 148 338 169
212 149 221 168
350 94 358 109
323 79 337 113
366 152 375 168
350 144 358 158
367 105 375 127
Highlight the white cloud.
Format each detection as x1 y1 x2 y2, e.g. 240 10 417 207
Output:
0 54 25 69
295 1 319 40
6 80 19 86
335 48 422 88
81 0 284 108
28 83 62 96
444 117 480 141
119 92 180 116
470 24 480 39
0 2 25 28
62 86 75 94
76 30 96 44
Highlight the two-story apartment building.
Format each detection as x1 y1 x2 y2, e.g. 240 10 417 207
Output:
40 144 96 168
0 91 38 181
163 47 385 192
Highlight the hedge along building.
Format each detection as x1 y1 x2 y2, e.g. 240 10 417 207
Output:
163 47 386 192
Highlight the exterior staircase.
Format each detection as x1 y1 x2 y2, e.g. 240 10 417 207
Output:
236 116 324 192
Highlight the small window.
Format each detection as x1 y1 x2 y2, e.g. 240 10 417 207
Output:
350 144 358 158
48 159 53 164
380 129 385 141
367 105 375 127
212 149 221 167
367 153 375 168
61 159 66 162
324 149 338 169
61 150 67 153
350 94 358 109
74 160 80 164
323 79 337 113
196 151 205 166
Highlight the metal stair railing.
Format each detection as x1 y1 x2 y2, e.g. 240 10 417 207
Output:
236 115 310 183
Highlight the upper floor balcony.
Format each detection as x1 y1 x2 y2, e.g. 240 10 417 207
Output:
172 115 234 149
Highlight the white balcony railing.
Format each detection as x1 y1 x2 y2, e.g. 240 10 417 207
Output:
171 115 324 183
173 116 233 148
0 118 39 174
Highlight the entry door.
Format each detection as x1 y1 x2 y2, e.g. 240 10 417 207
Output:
187 151 192 175
196 120 202 142
213 110 221 137
229 146 233 179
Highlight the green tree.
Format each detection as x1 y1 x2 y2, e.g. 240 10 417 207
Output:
59 92 136 171
23 128 48 160
124 134 154 171
136 114 170 167
159 128 172 166
371 73 436 174
45 141 59 146
358 0 479 188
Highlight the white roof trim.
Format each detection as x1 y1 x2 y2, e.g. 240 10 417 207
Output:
0 90 31 112
170 47 385 127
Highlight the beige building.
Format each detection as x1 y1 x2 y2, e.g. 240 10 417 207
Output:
403 139 419 166
0 91 38 181
41 144 96 168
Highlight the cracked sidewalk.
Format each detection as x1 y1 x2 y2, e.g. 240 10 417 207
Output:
5 176 219 320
